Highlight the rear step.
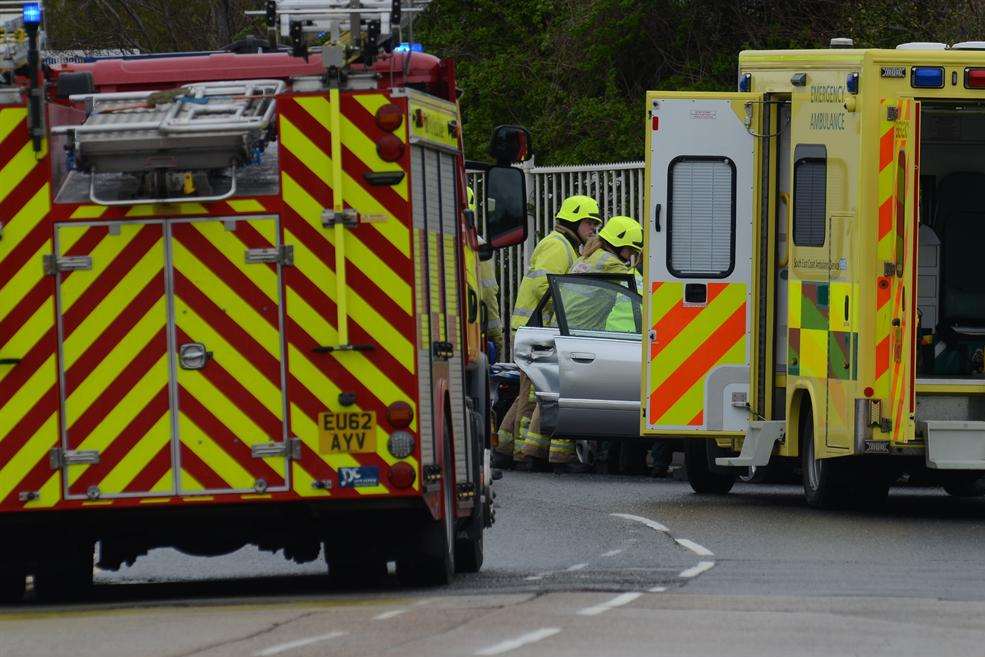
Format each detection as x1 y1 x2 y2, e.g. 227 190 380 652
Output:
919 420 985 469
715 421 784 468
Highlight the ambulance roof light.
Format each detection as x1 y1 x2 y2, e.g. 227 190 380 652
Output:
953 41 985 50
830 37 854 48
896 42 948 50
22 2 42 26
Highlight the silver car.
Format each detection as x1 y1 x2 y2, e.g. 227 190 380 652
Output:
512 273 643 442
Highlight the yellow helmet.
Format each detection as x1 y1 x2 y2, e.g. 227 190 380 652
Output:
599 216 643 252
467 187 476 213
555 195 601 226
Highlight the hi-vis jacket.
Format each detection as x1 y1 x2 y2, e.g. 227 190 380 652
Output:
510 228 580 331
565 244 633 331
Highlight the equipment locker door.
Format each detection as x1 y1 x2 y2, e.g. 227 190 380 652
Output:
170 216 291 494
643 92 764 435
55 222 175 500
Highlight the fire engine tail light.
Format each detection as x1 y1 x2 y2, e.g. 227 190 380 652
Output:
377 134 405 162
388 462 417 489
966 68 985 89
386 401 414 429
375 103 404 132
387 430 416 459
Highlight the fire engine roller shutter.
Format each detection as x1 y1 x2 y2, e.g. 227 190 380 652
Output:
0 105 60 511
277 93 420 497
55 222 175 500
170 217 290 495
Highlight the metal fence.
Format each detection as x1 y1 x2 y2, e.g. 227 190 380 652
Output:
470 160 646 359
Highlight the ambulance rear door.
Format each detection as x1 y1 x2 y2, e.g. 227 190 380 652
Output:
642 92 766 436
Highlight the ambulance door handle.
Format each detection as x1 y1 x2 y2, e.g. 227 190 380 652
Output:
570 352 596 363
654 204 662 232
844 296 850 323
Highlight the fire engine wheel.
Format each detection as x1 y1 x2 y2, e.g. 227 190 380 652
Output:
33 542 94 603
398 414 456 587
0 565 26 604
684 439 736 494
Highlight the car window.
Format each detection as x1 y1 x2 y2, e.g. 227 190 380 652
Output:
552 276 641 338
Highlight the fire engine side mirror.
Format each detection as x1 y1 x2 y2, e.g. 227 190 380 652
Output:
489 125 533 165
484 166 528 250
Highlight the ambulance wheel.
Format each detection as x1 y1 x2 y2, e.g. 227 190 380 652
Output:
399 415 456 587
0 565 25 604
684 439 736 494
33 542 94 603
801 405 849 509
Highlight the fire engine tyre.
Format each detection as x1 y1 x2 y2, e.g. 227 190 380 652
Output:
801 405 851 509
684 439 736 494
399 414 456 587
455 419 485 574
33 542 94 603
0 566 26 604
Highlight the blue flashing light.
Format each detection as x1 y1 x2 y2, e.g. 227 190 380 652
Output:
394 42 424 53
911 66 944 89
847 72 859 94
22 2 42 26
738 73 751 92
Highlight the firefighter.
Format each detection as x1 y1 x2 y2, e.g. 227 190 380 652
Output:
470 189 505 361
540 215 644 473
493 194 602 470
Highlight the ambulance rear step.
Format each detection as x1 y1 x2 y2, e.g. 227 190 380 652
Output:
51 79 284 205
918 420 985 469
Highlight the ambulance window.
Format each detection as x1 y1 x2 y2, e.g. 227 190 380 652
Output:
793 144 827 247
667 156 736 278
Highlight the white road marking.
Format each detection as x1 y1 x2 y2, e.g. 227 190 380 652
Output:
413 598 434 606
374 609 408 620
577 592 643 616
475 628 562 655
566 563 588 571
601 549 624 557
675 538 714 557
648 586 667 593
255 631 347 656
524 574 547 581
610 513 669 533
679 560 716 578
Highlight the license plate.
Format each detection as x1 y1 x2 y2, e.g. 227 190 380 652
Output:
318 411 377 454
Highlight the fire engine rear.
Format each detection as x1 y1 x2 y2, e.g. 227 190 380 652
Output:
0 0 531 601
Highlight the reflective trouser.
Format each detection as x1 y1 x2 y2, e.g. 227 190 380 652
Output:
519 400 577 464
495 373 534 460
548 438 577 465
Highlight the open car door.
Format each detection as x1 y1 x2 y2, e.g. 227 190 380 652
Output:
513 274 642 439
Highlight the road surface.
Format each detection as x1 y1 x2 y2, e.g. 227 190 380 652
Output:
3 472 985 657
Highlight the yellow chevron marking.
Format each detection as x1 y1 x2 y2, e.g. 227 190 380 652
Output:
70 205 108 220
799 328 827 379
287 225 415 374
658 339 746 425
0 354 55 438
126 203 206 218
0 248 47 331
344 230 412 315
23 473 60 509
62 248 165 370
353 94 397 133
0 107 27 144
227 199 266 213
66 360 168 486
182 219 280 305
0 413 57 502
93 414 172 494
179 408 255 491
171 251 281 368
649 283 681 326
291 457 330 498
788 280 802 329
0 298 52 386
0 142 46 206
0 184 49 259
281 117 410 257
65 302 167 430
175 324 283 438
178 470 202 492
58 224 143 312
649 285 746 389
338 116 409 199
